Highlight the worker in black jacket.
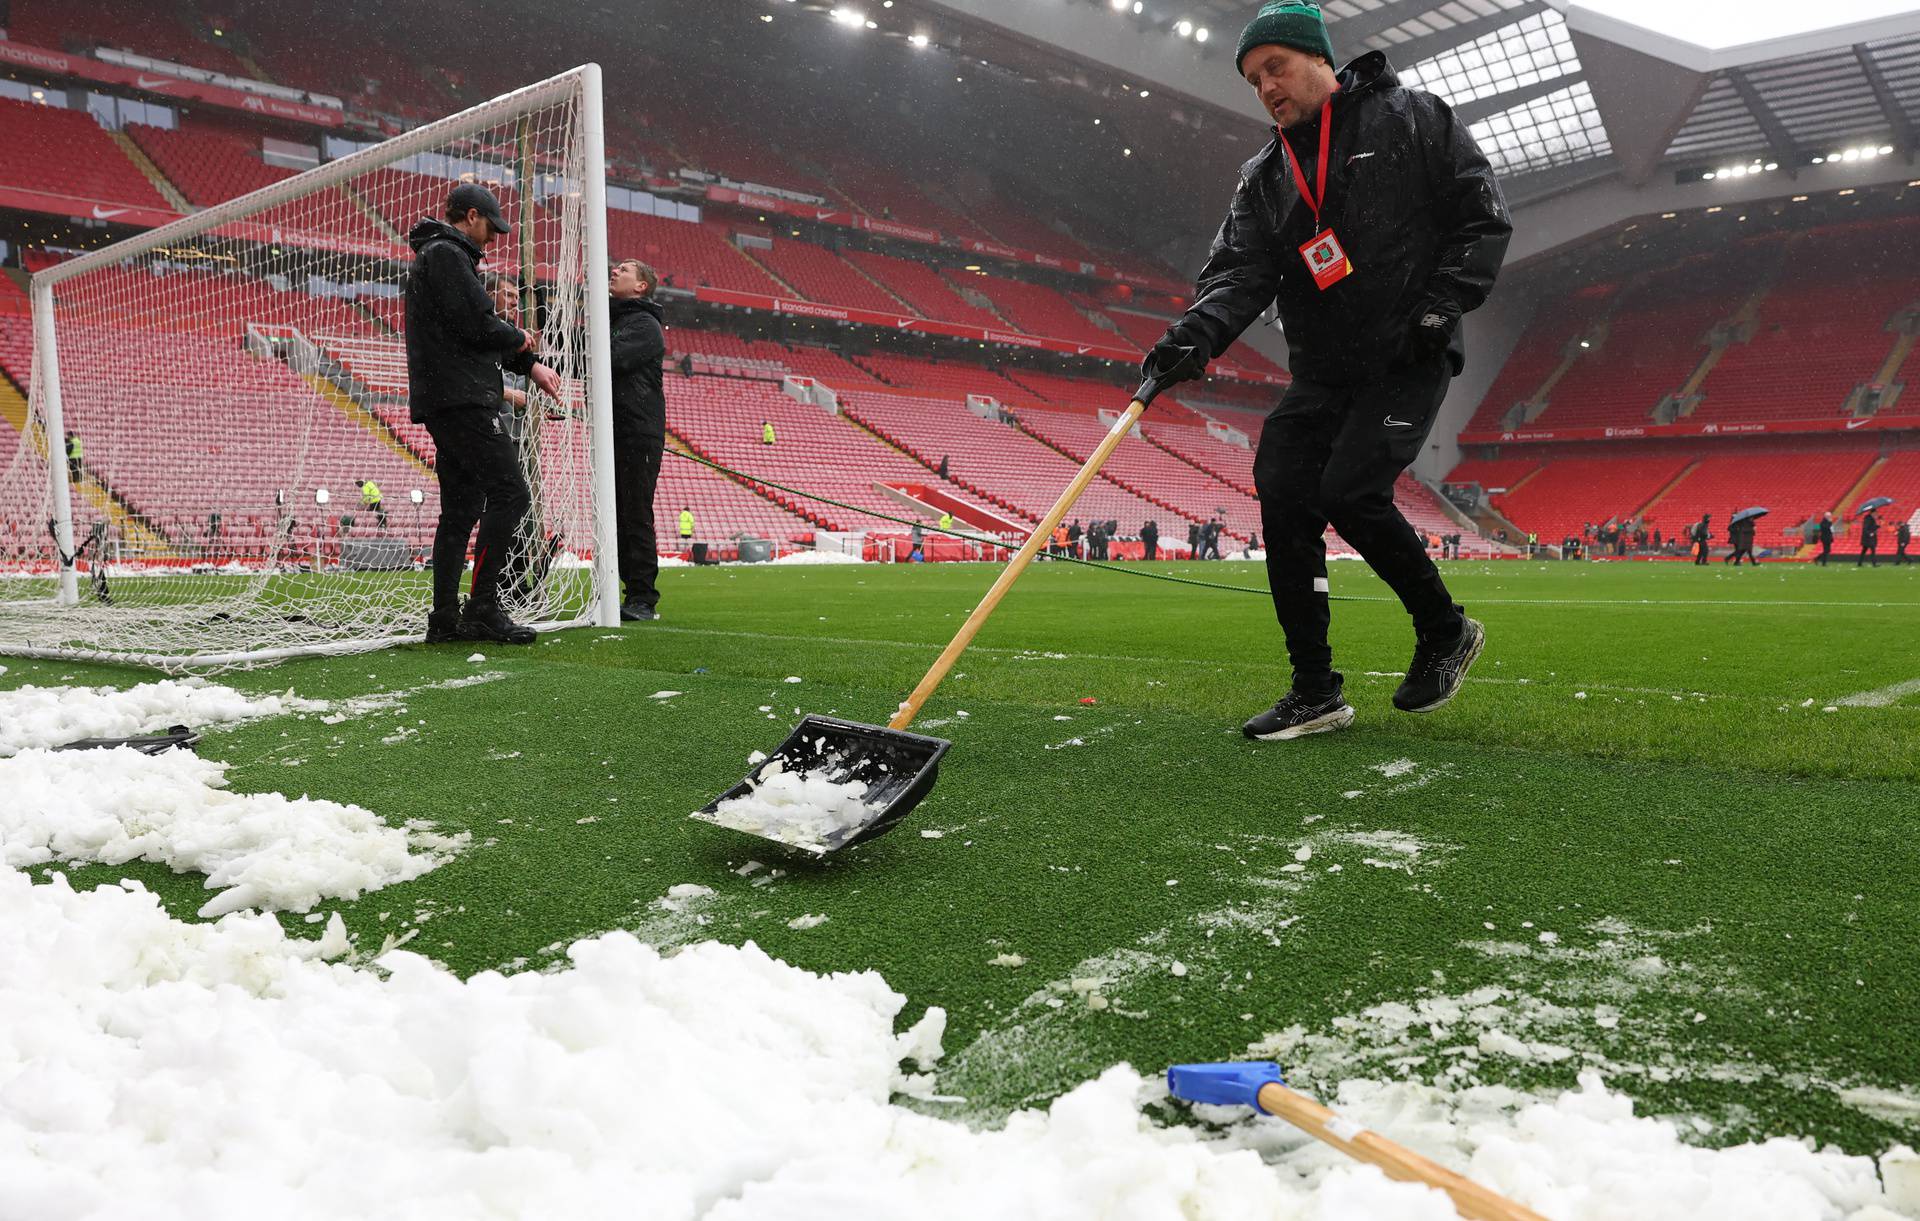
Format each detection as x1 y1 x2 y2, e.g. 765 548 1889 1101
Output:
405 183 560 644
1897 518 1912 565
1817 513 1834 565
1144 2 1510 740
609 259 668 620
1858 509 1880 567
1140 519 1159 561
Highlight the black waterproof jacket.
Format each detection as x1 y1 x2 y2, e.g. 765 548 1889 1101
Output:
610 295 667 441
1179 52 1511 386
404 218 537 421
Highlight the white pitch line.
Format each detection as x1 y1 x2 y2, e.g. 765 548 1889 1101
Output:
1835 677 1920 708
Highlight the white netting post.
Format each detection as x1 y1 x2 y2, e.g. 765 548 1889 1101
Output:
0 65 613 671
30 279 78 606
580 62 619 628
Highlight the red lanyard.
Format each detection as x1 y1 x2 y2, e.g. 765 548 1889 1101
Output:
1277 91 1336 232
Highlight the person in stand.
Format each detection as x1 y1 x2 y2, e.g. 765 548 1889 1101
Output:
608 259 668 621
1144 1 1510 739
1068 518 1083 559
1817 512 1834 565
938 509 954 532
761 419 776 446
678 506 695 555
1141 519 1159 561
1896 518 1911 565
1857 508 1880 567
405 183 561 645
66 433 83 486
360 477 386 530
937 455 950 479
1692 514 1712 565
678 352 694 378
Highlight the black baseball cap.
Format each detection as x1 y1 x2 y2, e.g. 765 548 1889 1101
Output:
447 182 509 234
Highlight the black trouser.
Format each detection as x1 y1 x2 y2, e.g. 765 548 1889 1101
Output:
1859 541 1878 567
424 409 531 613
1897 542 1910 564
615 421 664 608
1818 539 1832 565
1253 358 1460 692
1143 538 1157 561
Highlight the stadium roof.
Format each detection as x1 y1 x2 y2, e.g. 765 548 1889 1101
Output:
921 0 1920 251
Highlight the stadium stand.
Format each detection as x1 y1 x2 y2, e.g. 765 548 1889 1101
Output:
840 251 1005 329
1646 441 1879 548
5 0 253 78
0 99 174 212
605 212 787 297
1462 288 1614 434
127 122 393 245
1848 449 1920 532
836 392 1175 536
1479 450 1696 545
848 352 1029 401
744 241 906 315
662 379 1006 534
945 271 1112 347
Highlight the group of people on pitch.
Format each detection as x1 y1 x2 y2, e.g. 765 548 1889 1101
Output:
404 183 668 644
403 1 1513 739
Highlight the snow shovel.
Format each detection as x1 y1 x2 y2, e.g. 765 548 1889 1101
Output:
1167 1061 1548 1221
691 351 1198 855
53 725 201 755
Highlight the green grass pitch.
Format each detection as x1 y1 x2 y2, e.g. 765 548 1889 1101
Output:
9 557 1918 1152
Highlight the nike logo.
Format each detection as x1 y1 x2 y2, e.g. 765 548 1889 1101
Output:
1846 418 1869 429
895 319 915 329
134 74 176 90
1076 346 1093 355
1347 152 1376 163
91 206 130 219
1384 415 1413 428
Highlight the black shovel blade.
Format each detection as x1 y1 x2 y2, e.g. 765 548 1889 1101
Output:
52 724 201 755
691 715 952 855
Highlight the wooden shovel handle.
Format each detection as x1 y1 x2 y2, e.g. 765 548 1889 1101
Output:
889 399 1146 731
1256 1082 1550 1221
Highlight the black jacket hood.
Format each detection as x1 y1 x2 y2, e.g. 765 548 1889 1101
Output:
409 217 483 260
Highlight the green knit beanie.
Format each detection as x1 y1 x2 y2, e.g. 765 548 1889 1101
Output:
1235 1 1337 75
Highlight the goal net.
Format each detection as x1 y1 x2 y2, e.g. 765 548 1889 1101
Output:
0 66 618 671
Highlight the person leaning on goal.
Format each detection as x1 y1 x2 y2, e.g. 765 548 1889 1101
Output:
1143 1 1511 741
608 258 668 621
404 182 561 644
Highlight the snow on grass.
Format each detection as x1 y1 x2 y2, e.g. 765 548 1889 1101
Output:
768 549 866 565
0 747 464 917
0 678 296 755
697 756 881 854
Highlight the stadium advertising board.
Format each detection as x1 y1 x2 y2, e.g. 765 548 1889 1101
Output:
0 39 347 127
1466 416 1920 444
691 285 1285 385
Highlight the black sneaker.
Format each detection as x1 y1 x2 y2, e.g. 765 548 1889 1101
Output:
1393 617 1485 713
458 600 537 645
620 601 658 622
424 607 462 644
1243 686 1355 741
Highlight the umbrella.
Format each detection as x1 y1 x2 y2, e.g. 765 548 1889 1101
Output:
1731 506 1769 524
1859 496 1895 512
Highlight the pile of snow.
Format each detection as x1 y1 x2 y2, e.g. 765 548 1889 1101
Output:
0 678 294 755
1 863 1913 1220
768 549 866 565
0 747 464 917
698 755 880 853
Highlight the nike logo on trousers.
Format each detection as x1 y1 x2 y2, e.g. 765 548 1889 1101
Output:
1384 416 1413 428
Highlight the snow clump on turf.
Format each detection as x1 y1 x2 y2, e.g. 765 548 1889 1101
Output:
7 862 1904 1220
0 678 293 755
0 747 464 917
768 549 865 565
701 756 880 853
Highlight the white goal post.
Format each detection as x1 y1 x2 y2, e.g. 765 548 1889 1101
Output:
0 64 619 671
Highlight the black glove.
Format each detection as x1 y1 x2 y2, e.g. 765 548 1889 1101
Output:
1403 298 1460 365
1140 322 1211 405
